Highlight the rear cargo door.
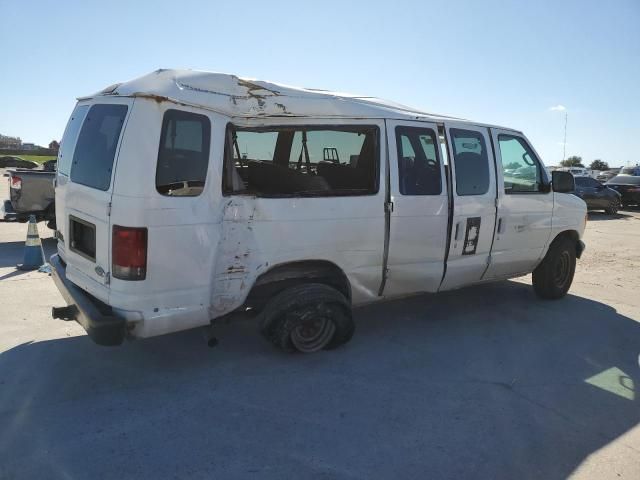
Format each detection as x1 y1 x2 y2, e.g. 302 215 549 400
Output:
56 99 132 301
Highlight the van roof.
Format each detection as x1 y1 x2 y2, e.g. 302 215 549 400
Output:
83 69 516 131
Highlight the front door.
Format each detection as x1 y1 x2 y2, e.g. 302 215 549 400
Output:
440 124 497 291
482 129 553 278
383 120 449 296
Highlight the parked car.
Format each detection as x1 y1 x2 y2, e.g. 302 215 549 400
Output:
1 168 56 228
573 176 621 214
49 69 587 350
596 169 620 182
606 175 640 207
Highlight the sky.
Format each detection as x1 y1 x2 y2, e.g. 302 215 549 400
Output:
1 0 639 167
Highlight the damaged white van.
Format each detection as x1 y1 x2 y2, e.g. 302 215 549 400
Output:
50 69 586 351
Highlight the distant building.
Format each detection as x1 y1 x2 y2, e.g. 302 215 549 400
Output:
0 134 22 149
21 143 40 151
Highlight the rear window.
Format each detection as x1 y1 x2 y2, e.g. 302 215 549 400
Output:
70 104 128 191
608 175 640 185
156 109 211 197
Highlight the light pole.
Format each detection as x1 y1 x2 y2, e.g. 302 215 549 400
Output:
562 112 568 162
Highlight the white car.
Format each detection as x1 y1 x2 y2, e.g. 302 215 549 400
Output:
50 69 587 352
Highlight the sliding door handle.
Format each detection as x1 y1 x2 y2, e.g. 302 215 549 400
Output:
497 218 504 234
454 221 462 241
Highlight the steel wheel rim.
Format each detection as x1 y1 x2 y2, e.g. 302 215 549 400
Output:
554 251 570 286
290 308 336 353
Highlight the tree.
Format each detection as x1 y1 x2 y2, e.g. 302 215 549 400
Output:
589 159 608 171
560 156 584 167
49 140 60 151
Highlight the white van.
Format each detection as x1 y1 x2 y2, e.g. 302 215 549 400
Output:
50 69 586 351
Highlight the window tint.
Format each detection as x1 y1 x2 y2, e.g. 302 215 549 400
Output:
395 126 441 195
498 135 544 193
70 104 128 190
156 110 211 196
450 129 490 196
223 125 378 196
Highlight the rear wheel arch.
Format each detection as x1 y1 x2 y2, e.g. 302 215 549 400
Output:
244 260 352 312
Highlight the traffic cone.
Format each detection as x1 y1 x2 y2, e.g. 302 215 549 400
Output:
17 215 44 271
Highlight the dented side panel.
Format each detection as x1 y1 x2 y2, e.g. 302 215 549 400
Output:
210 193 386 317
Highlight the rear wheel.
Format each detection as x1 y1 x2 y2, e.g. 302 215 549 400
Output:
259 283 354 353
532 236 576 300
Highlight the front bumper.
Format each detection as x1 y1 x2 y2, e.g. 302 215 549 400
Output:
50 254 126 346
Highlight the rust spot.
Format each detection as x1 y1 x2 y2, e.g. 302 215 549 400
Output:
237 79 280 97
134 93 170 104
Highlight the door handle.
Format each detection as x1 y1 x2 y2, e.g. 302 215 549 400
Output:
454 221 462 241
497 218 504 234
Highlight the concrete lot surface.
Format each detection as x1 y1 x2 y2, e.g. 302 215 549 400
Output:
0 172 639 479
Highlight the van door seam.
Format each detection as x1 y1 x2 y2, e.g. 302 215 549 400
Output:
437 124 454 291
377 119 391 296
480 127 500 280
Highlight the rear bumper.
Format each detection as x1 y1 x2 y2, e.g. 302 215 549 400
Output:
50 254 126 346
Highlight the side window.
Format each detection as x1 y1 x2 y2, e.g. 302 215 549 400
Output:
450 128 490 196
587 178 601 187
156 109 211 197
223 125 379 196
574 177 588 187
497 134 544 193
395 126 442 195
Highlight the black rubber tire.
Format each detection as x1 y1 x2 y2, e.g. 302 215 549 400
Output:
532 236 576 300
259 283 354 353
604 200 619 215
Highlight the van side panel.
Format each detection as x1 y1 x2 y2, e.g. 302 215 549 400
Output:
211 195 385 316
108 99 227 337
211 118 387 315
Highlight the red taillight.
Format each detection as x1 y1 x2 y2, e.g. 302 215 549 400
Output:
112 225 147 281
10 175 22 190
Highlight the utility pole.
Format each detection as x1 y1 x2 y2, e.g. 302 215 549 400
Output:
562 112 568 162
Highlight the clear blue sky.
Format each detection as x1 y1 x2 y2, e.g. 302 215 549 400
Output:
1 0 638 166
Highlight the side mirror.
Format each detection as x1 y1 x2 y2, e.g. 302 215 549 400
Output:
552 171 575 193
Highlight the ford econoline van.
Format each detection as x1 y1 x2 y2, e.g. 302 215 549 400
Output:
50 69 586 352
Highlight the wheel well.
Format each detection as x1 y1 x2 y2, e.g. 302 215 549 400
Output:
551 230 584 258
244 260 352 312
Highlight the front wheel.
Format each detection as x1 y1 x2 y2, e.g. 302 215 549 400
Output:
532 237 576 300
